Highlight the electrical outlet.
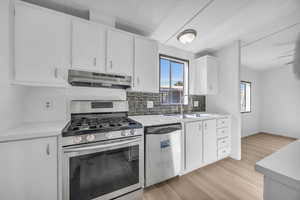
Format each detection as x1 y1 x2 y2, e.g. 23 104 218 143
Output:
44 99 54 111
147 101 154 108
193 101 199 107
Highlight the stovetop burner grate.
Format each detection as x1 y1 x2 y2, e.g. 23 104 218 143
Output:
62 116 142 137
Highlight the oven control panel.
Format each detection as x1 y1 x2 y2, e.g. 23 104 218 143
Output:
106 129 141 139
63 128 143 146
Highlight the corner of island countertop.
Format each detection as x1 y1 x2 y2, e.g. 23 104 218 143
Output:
255 139 300 190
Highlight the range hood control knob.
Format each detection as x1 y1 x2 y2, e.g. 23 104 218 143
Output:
86 134 95 142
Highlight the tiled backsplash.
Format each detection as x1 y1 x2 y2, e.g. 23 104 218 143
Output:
127 92 205 116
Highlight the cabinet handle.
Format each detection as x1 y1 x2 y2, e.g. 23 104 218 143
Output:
199 124 202 131
54 68 58 78
137 77 140 85
93 58 97 66
110 61 113 69
46 144 50 156
204 123 207 129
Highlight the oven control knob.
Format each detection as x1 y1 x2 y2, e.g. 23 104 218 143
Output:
73 136 82 144
106 133 112 139
130 129 135 135
121 130 126 137
86 134 95 142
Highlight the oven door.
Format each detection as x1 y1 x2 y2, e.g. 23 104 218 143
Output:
62 136 144 200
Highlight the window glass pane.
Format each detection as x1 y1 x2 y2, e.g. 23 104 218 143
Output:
170 90 183 104
245 83 251 112
160 58 170 89
240 81 251 113
240 83 246 112
160 90 170 104
171 62 184 89
159 56 188 104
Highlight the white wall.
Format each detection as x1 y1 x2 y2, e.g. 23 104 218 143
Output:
260 65 300 138
240 66 261 137
21 45 192 123
0 0 27 132
22 86 127 123
206 41 242 160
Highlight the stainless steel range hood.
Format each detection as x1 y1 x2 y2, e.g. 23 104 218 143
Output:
68 69 131 89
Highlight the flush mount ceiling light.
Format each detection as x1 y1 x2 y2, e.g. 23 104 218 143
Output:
177 29 197 44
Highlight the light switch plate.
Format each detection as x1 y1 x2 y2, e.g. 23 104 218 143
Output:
193 101 199 107
147 101 154 108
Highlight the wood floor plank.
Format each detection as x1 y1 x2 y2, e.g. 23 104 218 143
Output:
143 133 296 200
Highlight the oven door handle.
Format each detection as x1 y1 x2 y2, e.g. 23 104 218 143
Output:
63 138 141 153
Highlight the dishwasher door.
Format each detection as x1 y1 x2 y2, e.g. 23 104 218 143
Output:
145 123 182 187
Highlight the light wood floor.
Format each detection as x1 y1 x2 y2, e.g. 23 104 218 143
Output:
143 133 296 200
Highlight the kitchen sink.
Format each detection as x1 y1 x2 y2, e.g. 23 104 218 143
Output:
165 113 214 119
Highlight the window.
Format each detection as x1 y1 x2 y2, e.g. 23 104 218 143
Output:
240 81 251 113
159 55 189 104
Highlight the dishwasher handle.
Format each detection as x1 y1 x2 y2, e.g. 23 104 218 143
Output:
145 123 182 135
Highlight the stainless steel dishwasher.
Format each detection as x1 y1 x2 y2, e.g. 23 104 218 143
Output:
145 123 182 187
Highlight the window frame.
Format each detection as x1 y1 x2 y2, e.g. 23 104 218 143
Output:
240 80 252 113
159 54 189 105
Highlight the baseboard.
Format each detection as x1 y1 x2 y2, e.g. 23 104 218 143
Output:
244 132 298 140
259 132 298 139
242 132 260 138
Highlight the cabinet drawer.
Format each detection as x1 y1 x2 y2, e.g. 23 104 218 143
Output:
217 128 229 138
217 118 229 128
218 147 229 159
217 137 229 149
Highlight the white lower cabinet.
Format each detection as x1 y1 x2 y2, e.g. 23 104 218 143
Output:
0 137 58 200
184 118 231 173
185 121 203 172
203 119 217 164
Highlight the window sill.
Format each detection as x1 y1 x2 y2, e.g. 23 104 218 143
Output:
161 103 189 106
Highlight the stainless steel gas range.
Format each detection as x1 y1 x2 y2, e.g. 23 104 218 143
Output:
62 100 144 200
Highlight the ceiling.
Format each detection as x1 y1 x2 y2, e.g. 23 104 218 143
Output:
25 0 300 70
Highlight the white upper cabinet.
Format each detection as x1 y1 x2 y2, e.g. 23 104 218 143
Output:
14 2 70 87
0 137 58 200
133 37 158 93
72 20 106 72
191 55 218 95
107 29 134 76
203 119 217 164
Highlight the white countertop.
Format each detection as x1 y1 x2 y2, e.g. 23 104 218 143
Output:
129 113 230 127
0 113 230 142
256 139 300 190
0 121 68 142
129 115 181 127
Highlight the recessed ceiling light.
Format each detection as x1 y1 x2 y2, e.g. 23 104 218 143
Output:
177 29 197 44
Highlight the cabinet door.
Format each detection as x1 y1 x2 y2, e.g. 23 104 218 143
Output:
107 30 133 76
15 2 70 86
0 137 58 200
133 37 158 93
206 56 218 94
185 121 203 172
72 20 106 72
203 119 217 164
191 56 218 95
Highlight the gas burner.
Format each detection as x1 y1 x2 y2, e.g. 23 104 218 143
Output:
63 116 142 137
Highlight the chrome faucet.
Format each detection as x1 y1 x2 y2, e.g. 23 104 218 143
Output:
179 94 189 118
